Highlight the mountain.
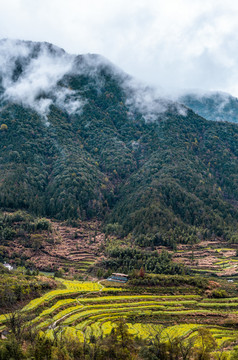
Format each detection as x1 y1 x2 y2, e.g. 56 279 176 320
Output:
179 91 238 124
0 39 238 247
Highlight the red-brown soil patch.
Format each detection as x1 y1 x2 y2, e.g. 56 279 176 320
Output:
5 220 106 274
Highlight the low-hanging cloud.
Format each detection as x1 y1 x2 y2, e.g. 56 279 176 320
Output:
0 39 85 123
73 53 188 122
123 78 187 122
0 39 188 126
1 1 238 96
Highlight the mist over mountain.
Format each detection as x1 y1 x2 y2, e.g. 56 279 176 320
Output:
0 39 238 247
0 39 186 122
0 39 98 120
179 91 238 124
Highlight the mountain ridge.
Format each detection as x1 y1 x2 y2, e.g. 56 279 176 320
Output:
0 39 237 247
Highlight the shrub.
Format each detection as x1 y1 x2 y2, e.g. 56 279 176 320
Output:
211 289 228 298
36 218 51 231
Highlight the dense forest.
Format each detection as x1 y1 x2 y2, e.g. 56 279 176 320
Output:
100 247 185 275
0 40 237 249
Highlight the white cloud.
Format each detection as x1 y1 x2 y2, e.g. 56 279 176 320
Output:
0 40 84 120
0 1 238 95
123 78 187 122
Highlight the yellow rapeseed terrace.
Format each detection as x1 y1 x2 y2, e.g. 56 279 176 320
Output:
1 277 237 354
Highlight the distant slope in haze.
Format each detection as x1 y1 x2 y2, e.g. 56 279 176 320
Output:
179 91 238 124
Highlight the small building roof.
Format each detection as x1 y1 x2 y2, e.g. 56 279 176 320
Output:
112 273 128 277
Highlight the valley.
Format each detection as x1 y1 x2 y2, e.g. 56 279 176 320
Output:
0 39 237 358
1 213 238 357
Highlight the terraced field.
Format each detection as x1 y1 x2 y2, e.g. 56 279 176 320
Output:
173 241 238 277
5 220 105 275
1 278 238 357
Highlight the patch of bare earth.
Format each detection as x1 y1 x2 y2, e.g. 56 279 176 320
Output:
217 265 238 277
169 240 238 276
6 220 106 275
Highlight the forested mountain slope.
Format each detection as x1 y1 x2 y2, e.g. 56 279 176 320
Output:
0 39 237 246
180 91 238 124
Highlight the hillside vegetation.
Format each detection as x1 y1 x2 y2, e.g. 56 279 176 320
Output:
0 40 237 249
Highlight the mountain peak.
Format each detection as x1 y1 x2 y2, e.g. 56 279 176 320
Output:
0 39 186 122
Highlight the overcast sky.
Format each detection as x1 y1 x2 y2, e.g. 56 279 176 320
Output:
0 0 238 96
